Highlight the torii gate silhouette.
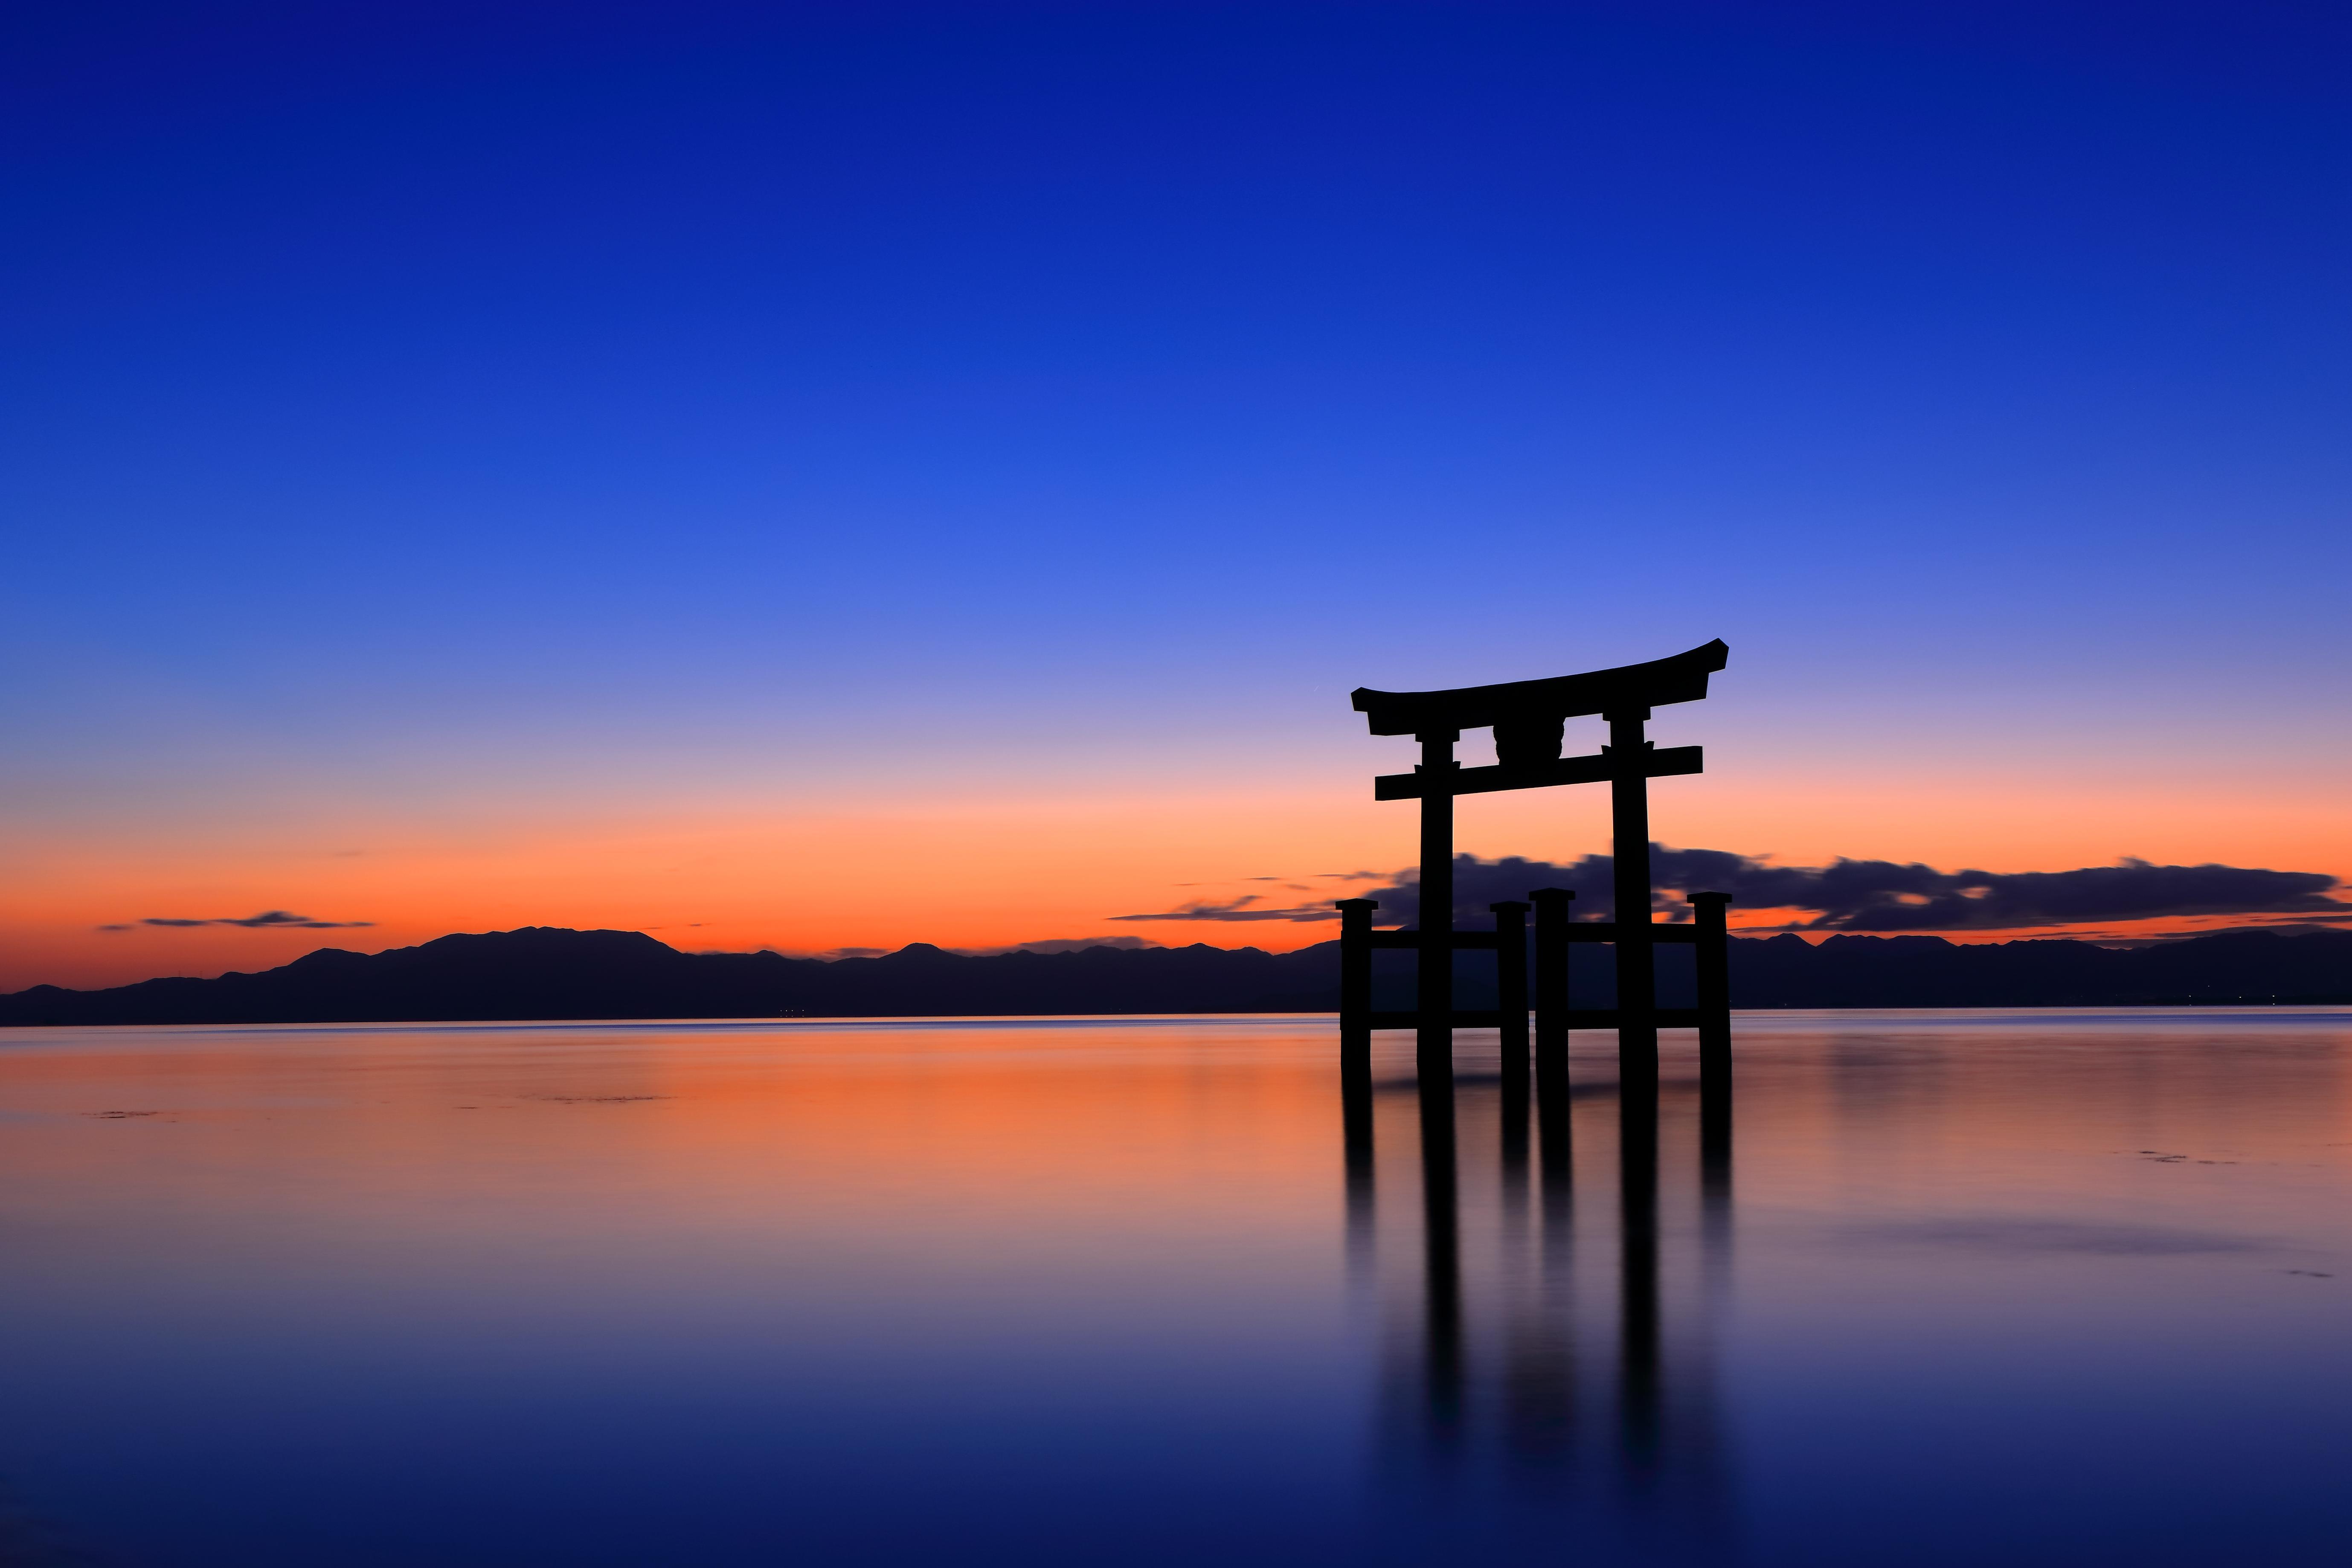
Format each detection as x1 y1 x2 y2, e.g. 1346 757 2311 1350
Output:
1337 639 1734 1088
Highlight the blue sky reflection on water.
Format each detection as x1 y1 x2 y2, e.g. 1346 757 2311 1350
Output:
0 1012 2346 1565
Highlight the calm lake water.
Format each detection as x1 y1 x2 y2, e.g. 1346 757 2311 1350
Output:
0 1011 2347 1566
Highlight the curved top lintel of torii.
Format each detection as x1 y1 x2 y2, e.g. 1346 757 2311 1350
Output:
1350 639 1729 738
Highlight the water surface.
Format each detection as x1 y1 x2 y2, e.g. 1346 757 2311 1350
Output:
0 1011 2346 1565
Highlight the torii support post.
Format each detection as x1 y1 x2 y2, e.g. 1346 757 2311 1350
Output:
1491 900 1530 1071
1690 890 1734 1204
1336 898 1378 1219
1529 887 1574 1187
1690 891 1733 1080
1338 898 1377 1066
1530 888 1573 1075
1493 899 1531 1202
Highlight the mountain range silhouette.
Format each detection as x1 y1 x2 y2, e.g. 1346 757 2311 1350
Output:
5 925 2351 1026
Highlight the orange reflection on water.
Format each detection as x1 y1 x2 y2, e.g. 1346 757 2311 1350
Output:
0 1020 1356 1310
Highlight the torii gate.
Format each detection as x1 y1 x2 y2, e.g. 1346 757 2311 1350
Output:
1337 639 1734 1085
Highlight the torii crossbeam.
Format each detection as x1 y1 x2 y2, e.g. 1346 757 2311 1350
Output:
1339 639 1734 1086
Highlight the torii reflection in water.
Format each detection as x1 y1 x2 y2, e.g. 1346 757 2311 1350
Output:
1350 1059 1734 1559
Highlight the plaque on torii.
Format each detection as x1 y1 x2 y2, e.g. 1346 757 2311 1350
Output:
1338 639 1734 1086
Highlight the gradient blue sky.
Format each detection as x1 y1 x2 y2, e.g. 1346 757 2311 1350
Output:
6 0 2350 987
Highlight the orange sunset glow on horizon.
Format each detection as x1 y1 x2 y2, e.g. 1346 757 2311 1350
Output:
10 750 2347 993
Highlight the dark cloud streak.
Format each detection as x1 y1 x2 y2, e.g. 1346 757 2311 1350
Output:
103 911 376 932
1109 894 1343 924
1358 851 2349 932
1115 851 2349 934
